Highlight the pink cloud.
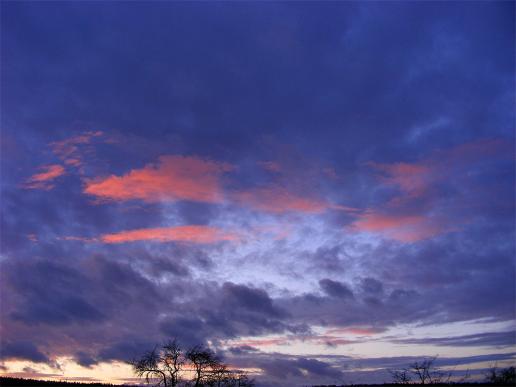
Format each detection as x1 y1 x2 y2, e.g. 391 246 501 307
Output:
234 187 331 214
51 130 103 164
234 186 359 214
368 138 513 201
349 211 455 242
367 161 432 198
100 225 238 244
85 155 233 203
24 164 65 190
355 138 512 242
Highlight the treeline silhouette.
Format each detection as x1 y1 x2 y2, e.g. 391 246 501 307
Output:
0 377 129 387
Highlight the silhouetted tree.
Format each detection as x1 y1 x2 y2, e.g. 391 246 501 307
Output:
410 357 435 384
130 340 254 387
162 340 185 386
186 345 220 387
231 371 254 387
390 356 450 385
206 363 232 386
130 346 171 387
486 366 516 385
389 369 411 384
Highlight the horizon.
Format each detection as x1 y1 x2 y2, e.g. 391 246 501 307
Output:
0 2 515 386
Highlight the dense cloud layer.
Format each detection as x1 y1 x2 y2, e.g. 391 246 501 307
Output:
1 1 514 386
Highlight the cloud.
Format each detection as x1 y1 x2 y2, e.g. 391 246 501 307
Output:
222 282 285 317
51 130 104 168
367 161 431 198
24 164 65 190
159 282 296 347
349 211 452 242
85 155 233 203
0 341 49 363
257 356 343 382
7 260 105 326
100 225 239 244
234 187 345 214
368 138 512 201
319 279 354 299
326 326 386 336
351 138 514 242
392 330 516 347
74 351 98 368
235 187 327 213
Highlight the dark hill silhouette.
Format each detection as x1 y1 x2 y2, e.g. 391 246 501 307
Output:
0 377 133 387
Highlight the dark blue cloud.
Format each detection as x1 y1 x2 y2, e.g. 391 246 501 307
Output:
319 279 354 299
0 341 49 363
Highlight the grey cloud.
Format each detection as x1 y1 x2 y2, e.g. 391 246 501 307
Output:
360 277 383 295
319 279 354 299
0 341 49 363
392 331 516 348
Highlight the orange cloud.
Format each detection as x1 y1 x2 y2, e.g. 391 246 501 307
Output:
234 187 332 214
85 155 233 203
24 164 65 190
101 225 238 244
350 211 451 242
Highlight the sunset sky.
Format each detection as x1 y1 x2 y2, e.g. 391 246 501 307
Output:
1 2 515 386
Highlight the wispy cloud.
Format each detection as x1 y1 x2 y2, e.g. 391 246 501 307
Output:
51 131 104 168
349 211 453 242
350 138 512 242
100 225 239 244
24 164 65 190
392 330 516 347
234 186 356 214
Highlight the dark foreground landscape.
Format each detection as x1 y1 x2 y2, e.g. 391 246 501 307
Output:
0 378 129 387
0 378 513 387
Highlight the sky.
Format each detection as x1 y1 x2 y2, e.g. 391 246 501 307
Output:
0 1 515 386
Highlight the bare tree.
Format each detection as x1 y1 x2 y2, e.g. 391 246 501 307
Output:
389 369 411 384
162 340 185 386
390 356 450 385
486 365 516 385
130 346 170 387
209 369 254 387
410 357 435 384
131 340 254 387
186 345 220 387
206 363 232 386
232 370 255 387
